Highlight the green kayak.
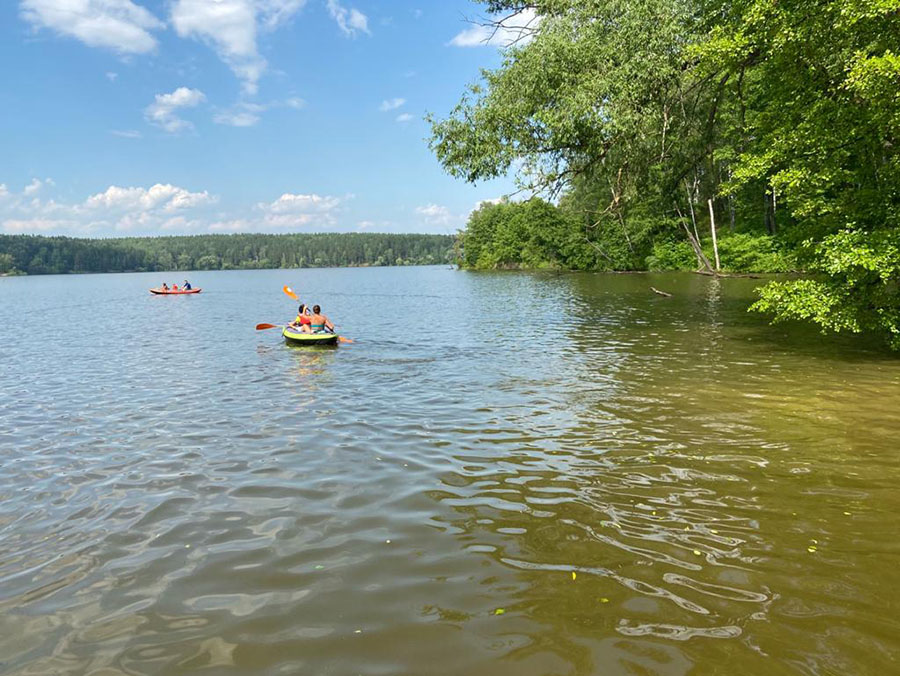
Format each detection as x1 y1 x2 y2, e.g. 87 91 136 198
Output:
282 327 339 346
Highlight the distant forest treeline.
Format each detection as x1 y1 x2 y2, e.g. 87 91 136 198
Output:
0 233 455 275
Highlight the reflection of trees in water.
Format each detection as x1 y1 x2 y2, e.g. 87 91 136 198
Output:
422 272 900 672
420 273 788 670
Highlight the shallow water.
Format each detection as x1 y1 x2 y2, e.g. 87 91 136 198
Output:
1 267 898 675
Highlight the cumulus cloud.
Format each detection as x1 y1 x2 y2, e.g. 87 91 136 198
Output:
379 97 405 112
395 113 413 123
415 203 451 225
84 183 215 212
170 0 307 94
144 87 206 133
0 182 353 235
20 0 164 54
257 192 343 228
449 9 538 48
110 129 142 138
263 193 341 213
23 178 45 196
327 0 369 37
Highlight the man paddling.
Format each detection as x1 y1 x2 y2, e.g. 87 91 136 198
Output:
309 305 334 333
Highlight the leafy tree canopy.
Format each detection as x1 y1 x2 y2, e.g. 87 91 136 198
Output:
430 0 900 347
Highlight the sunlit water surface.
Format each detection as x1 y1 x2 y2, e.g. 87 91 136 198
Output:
1 267 898 675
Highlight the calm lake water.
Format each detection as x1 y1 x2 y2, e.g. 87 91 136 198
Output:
1 266 898 675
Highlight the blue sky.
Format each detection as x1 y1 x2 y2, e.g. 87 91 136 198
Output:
0 0 533 237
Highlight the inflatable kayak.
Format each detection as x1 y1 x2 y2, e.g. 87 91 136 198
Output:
150 288 201 295
282 326 339 346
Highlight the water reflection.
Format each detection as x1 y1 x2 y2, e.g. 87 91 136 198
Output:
0 268 898 675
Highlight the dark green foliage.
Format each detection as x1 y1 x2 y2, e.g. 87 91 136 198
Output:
715 233 795 274
0 233 454 275
646 241 696 271
460 198 604 270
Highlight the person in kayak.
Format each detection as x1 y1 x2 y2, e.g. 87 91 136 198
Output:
183 280 192 290
162 282 169 290
291 304 312 333
309 305 334 333
172 283 179 291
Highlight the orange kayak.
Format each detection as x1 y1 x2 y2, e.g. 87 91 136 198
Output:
149 288 201 295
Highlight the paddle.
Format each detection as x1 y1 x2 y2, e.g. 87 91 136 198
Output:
255 323 283 331
283 285 299 301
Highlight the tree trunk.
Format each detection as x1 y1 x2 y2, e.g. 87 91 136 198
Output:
708 198 720 271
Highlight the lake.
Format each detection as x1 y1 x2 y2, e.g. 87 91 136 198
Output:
1 266 898 675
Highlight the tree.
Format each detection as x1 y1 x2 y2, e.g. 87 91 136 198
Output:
431 0 900 347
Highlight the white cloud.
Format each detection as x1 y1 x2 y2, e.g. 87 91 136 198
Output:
214 102 265 127
0 183 356 235
262 193 341 213
379 97 405 112
395 112 413 123
170 0 307 94
84 183 215 212
213 98 304 127
214 110 260 127
110 129 142 138
327 0 369 37
106 71 118 81
144 87 206 133
449 9 539 48
415 203 451 225
20 0 164 54
23 178 45 196
256 192 344 228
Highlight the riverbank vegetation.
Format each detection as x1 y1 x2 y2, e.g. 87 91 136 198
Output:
0 233 454 275
431 0 900 346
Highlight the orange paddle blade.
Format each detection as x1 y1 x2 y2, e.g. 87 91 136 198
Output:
255 323 282 330
338 336 354 344
283 285 299 301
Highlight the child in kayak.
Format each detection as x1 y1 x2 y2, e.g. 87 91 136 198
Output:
291 304 312 333
310 305 334 333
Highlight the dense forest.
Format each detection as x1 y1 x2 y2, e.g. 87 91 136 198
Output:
0 233 454 275
430 0 900 347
